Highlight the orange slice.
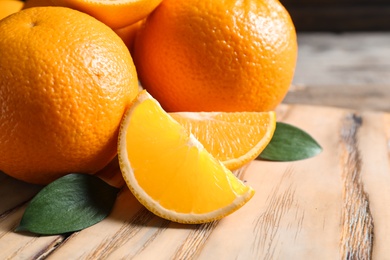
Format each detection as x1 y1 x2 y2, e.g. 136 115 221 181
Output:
50 0 163 29
170 111 276 170
118 90 255 224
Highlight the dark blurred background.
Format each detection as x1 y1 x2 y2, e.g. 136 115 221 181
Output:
281 0 390 31
280 0 390 111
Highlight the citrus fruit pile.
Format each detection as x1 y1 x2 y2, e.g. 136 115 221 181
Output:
0 0 297 223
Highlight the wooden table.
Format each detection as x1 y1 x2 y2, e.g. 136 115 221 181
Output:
285 32 390 113
1 102 389 259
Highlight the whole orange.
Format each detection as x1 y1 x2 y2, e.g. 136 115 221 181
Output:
133 0 297 112
0 7 139 184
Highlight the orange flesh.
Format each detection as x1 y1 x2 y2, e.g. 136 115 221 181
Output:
124 98 250 214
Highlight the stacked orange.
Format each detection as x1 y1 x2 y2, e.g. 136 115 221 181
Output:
0 0 24 20
22 0 162 48
42 0 161 29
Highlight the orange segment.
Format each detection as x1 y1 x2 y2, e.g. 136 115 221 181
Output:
50 0 163 29
118 90 255 224
170 111 276 170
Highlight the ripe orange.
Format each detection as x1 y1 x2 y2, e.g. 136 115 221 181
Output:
133 0 297 112
114 20 144 53
118 90 255 223
48 0 163 29
0 0 24 20
0 7 139 184
170 111 276 170
23 0 52 9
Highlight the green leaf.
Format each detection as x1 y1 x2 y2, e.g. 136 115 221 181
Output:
258 122 322 161
16 173 119 235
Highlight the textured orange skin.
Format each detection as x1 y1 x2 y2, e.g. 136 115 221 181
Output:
0 7 139 184
0 0 24 20
133 0 297 112
23 0 162 29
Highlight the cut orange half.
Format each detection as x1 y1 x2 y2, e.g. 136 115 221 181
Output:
49 0 163 29
118 90 255 224
170 111 276 170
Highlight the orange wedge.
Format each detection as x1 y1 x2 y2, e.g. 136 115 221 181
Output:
118 90 255 224
170 111 276 170
50 0 163 29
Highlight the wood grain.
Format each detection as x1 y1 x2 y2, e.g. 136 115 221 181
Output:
284 85 390 112
1 104 390 259
339 114 373 259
